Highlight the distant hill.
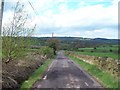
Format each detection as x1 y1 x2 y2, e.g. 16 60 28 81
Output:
31 37 119 50
92 38 119 44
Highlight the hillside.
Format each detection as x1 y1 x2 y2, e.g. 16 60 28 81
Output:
32 37 119 44
30 37 119 50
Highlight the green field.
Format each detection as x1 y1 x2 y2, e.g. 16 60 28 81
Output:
78 45 119 51
77 45 119 60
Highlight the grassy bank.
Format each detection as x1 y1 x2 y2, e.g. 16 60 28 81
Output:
67 55 118 88
20 59 53 90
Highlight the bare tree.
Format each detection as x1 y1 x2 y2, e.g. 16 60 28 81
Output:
2 1 36 63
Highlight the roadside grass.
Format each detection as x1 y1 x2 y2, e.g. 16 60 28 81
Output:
20 59 53 90
68 55 118 88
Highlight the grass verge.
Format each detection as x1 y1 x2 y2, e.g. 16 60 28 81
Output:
67 55 118 88
20 59 53 90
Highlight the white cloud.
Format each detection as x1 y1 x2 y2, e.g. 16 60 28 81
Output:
32 33 74 37
3 0 118 39
32 28 118 39
2 10 14 25
58 3 69 14
55 4 117 28
28 1 117 29
84 29 118 39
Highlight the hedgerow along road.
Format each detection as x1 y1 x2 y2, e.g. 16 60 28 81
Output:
32 51 102 89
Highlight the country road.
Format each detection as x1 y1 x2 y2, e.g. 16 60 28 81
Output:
32 51 103 89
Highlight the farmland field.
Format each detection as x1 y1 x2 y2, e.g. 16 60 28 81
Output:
77 45 119 60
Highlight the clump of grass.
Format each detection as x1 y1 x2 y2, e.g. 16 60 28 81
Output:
68 55 118 88
20 59 53 90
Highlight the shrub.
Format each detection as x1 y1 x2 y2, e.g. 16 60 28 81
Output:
80 50 84 52
47 38 60 55
38 46 54 59
109 49 113 52
91 50 94 52
118 48 120 53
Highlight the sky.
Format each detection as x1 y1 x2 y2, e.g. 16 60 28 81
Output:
2 0 119 39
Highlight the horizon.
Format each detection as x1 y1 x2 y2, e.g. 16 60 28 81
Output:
30 36 119 40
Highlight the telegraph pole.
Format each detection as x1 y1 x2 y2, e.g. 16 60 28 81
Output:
0 1 4 89
52 32 54 37
0 0 4 35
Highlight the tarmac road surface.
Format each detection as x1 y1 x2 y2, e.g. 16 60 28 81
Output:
32 51 103 89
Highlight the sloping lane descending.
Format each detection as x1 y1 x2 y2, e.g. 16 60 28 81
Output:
32 51 103 89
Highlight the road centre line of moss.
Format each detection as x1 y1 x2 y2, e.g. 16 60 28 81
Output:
20 59 54 90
